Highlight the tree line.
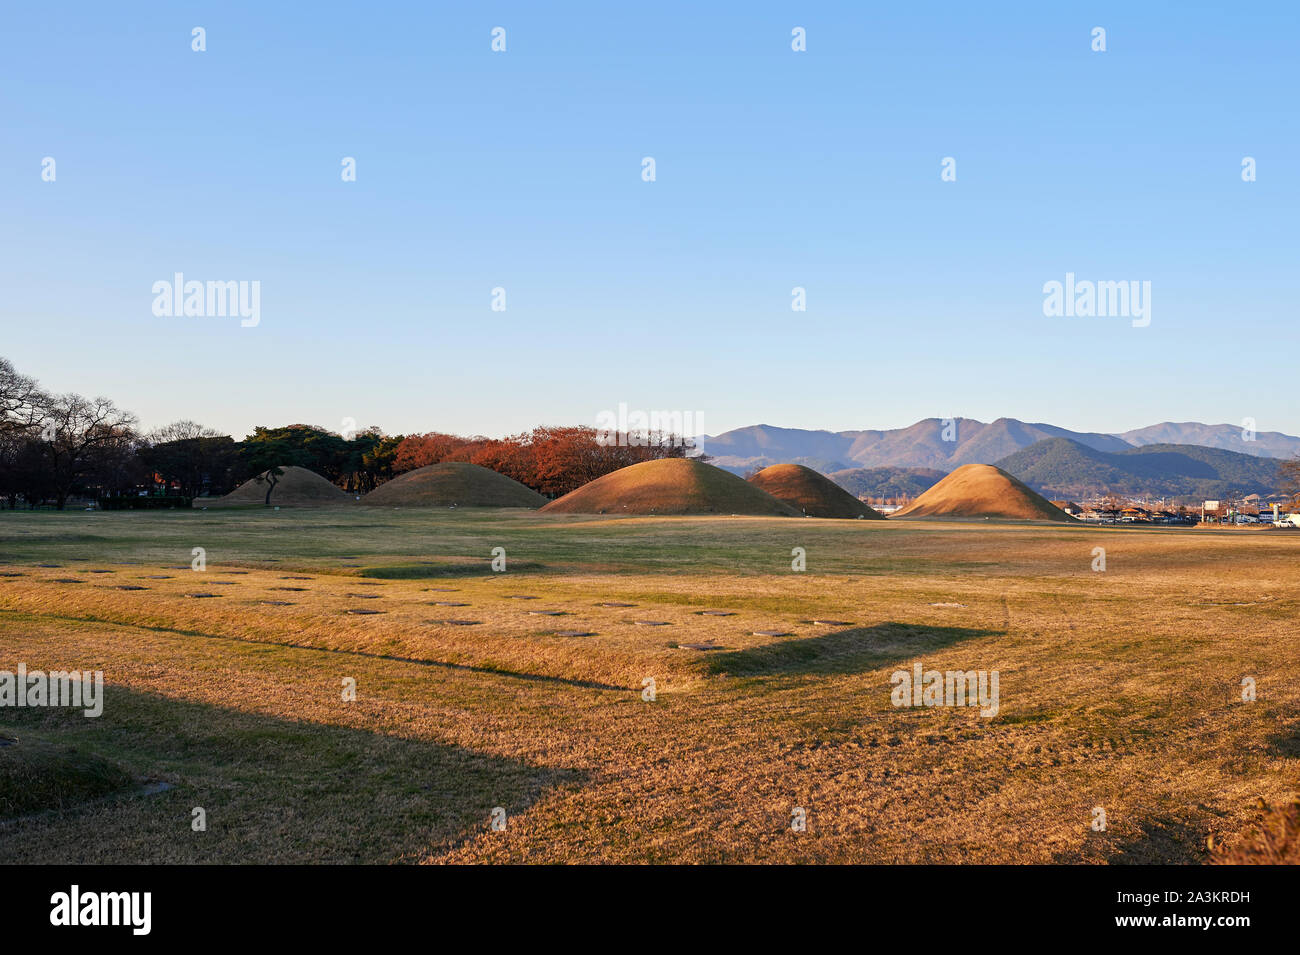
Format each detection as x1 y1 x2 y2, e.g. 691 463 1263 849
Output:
0 356 694 508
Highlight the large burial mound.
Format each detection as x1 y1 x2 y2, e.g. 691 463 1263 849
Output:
748 463 885 519
362 462 546 508
890 464 1075 522
541 458 800 516
204 466 350 507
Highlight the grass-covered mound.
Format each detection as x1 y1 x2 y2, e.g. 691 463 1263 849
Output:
541 458 800 516
203 466 350 508
362 463 545 508
748 463 885 519
0 736 135 819
891 464 1075 522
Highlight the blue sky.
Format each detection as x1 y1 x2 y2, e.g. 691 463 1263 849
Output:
2 2 1297 440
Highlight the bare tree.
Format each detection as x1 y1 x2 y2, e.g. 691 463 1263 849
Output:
0 356 46 436
39 393 139 509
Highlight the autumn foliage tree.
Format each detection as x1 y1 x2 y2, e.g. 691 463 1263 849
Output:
392 425 696 497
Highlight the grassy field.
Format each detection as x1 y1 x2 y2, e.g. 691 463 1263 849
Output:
1 506 1297 863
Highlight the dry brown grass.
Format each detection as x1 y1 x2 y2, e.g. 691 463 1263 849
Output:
1211 798 1300 864
1 509 1297 863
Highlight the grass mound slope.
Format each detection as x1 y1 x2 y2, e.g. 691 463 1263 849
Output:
890 464 1075 522
0 737 135 818
204 466 350 507
748 463 885 519
363 463 546 508
541 458 800 516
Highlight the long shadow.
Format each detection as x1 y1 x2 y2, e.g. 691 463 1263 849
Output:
0 686 582 863
1070 814 1209 865
357 561 545 579
707 622 1001 677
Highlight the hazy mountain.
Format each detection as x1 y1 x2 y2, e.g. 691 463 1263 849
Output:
1119 422 1300 459
995 438 1286 500
701 417 1139 473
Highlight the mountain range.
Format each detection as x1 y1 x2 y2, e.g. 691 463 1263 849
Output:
699 418 1300 474
698 418 1299 501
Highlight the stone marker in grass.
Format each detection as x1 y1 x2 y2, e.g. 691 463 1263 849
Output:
505 595 539 600
271 586 307 591
678 643 723 651
185 593 220 599
699 610 735 616
597 602 636 607
555 630 596 637
633 620 670 626
345 608 384 615
115 585 147 591
432 619 480 626
527 610 565 616
752 630 791 637
344 593 381 599
811 619 853 626
280 575 313 580
141 575 173 579
88 569 113 574
434 601 469 606
53 578 83 584
262 600 294 605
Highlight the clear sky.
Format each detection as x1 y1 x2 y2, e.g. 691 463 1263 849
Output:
2 2 1297 440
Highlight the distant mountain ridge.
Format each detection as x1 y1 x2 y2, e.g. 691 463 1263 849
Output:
994 438 1286 500
699 417 1300 475
1118 422 1300 459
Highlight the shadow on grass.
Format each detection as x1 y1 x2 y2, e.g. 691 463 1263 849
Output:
0 687 582 863
706 622 1001 677
1266 721 1300 759
357 561 544 579
1073 815 1208 865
